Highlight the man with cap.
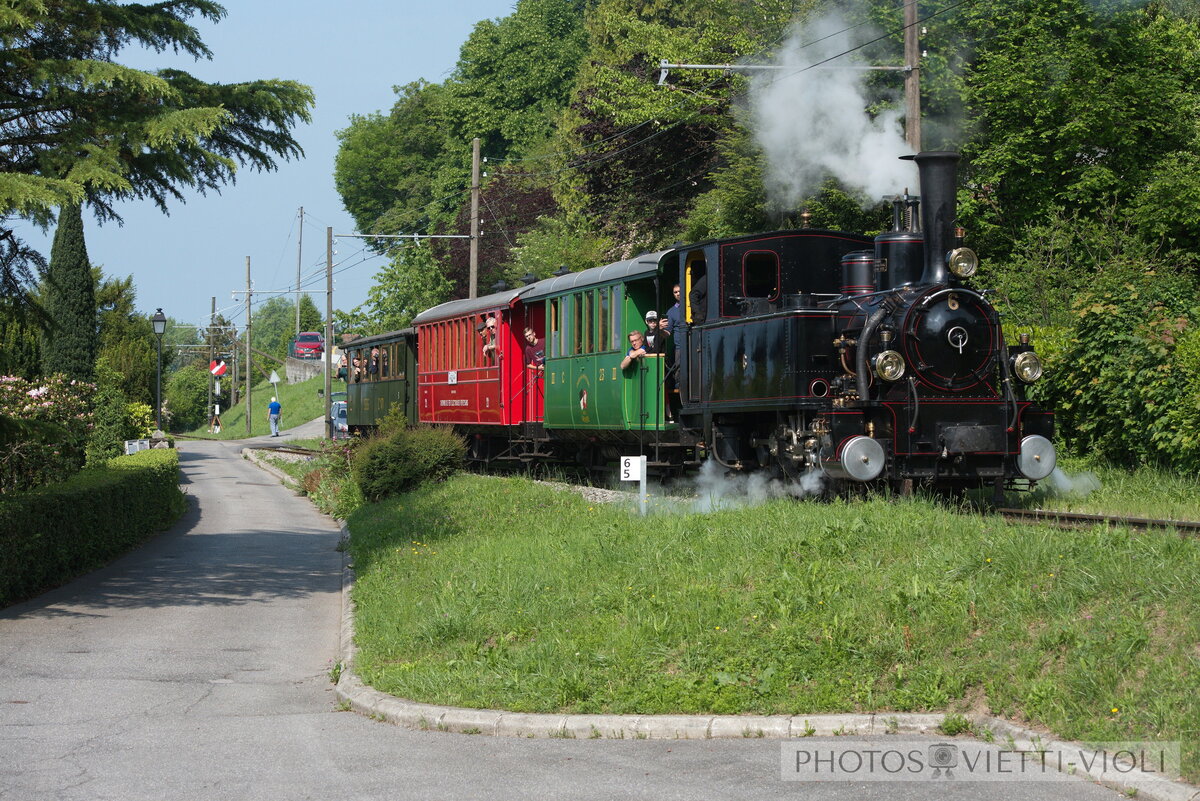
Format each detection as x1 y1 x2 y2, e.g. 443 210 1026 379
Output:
642 310 664 354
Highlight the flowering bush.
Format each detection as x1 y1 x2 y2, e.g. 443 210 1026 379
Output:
0 374 95 493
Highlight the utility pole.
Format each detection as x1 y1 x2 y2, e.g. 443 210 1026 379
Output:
295 206 304 336
903 0 922 151
469 137 481 299
245 256 252 436
207 296 215 430
325 226 333 439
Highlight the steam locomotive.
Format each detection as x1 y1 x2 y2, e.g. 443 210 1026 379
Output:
344 151 1055 495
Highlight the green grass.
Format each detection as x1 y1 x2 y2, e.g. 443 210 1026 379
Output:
260 439 363 519
347 473 1200 778
183 374 329 439
1018 455 1200 520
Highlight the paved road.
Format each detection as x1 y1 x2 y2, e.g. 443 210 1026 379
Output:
0 425 1129 800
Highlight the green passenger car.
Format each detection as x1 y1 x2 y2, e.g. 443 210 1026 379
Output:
343 329 417 430
524 251 674 433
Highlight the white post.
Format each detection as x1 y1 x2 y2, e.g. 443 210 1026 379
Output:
621 455 649 516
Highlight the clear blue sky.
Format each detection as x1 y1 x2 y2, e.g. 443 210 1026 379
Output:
18 1 516 335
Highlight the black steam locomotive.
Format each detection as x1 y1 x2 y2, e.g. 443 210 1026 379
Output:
345 151 1055 495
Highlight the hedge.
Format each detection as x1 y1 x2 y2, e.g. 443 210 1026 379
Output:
0 448 185 607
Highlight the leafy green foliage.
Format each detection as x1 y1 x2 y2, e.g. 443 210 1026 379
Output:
164 362 210 432
40 204 95 381
0 0 313 300
0 297 41 379
93 271 163 404
250 296 322 363
0 373 94 492
0 448 183 607
1044 262 1200 467
504 214 613 283
352 425 465 503
959 0 1200 259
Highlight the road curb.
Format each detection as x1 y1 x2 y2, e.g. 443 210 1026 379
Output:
315 520 1198 799
241 447 302 491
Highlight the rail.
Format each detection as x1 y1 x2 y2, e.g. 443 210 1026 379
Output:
996 507 1200 536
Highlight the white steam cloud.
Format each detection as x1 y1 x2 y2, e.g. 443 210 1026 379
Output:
1045 467 1101 497
750 10 917 211
684 460 824 513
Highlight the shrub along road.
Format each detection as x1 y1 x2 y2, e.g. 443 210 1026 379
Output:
0 422 1130 800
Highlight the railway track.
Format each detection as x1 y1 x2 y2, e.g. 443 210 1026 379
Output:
248 445 321 457
996 507 1200 535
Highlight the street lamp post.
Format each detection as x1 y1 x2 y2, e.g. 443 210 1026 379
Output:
151 308 167 432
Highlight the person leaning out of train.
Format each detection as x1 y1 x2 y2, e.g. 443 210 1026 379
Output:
621 330 649 370
482 316 497 362
336 353 348 381
368 346 380 376
352 353 365 382
523 327 545 371
642 311 665 354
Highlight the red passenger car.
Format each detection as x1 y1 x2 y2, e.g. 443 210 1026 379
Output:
412 289 544 428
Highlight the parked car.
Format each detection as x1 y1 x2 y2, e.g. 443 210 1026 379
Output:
293 331 324 359
330 400 348 438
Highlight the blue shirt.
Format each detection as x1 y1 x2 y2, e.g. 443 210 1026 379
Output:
268 401 281 415
666 302 683 348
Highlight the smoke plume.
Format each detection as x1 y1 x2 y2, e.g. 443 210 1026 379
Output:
750 10 917 211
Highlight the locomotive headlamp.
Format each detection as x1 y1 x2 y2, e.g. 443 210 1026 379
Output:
1012 351 1043 383
873 349 906 381
947 247 979 278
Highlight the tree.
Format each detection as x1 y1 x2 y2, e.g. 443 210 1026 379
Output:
439 171 559 296
0 0 314 298
251 296 300 363
297 295 323 333
40 203 95 380
335 82 457 240
165 363 210 431
0 298 41 379
92 271 180 404
504 214 613 283
958 0 1200 258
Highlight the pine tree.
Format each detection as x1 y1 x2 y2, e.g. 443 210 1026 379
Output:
41 204 96 381
0 1 314 301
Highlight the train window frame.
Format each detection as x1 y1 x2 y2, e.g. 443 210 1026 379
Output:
438 322 446 371
549 298 561 358
582 290 594 355
685 253 707 323
597 287 610 353
571 294 582 355
743 250 781 302
612 284 624 350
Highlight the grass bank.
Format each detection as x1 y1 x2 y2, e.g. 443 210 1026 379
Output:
183 374 333 439
1020 455 1200 520
347 473 1200 779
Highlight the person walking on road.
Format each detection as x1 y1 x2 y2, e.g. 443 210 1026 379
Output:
268 396 282 437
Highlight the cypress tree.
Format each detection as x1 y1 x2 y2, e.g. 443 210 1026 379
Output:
41 204 96 381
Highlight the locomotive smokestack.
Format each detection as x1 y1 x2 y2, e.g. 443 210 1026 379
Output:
900 151 959 285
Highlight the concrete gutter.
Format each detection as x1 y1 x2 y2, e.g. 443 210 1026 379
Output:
242 448 1200 801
